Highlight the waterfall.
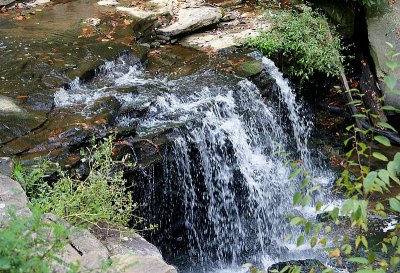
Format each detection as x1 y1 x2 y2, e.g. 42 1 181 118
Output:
54 54 334 272
135 58 333 272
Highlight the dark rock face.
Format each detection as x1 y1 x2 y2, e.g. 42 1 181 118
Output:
269 259 327 273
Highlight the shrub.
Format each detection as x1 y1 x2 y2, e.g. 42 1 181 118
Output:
0 208 76 273
246 9 344 81
286 44 400 273
14 136 136 228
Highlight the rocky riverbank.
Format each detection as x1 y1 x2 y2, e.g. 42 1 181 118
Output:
0 173 177 273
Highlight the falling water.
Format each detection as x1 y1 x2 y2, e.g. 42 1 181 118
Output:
54 54 334 272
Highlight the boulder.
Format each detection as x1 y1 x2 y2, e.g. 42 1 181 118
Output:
0 157 13 176
367 2 400 108
0 173 31 228
156 7 223 37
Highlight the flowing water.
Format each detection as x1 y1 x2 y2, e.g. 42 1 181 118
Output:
54 53 336 272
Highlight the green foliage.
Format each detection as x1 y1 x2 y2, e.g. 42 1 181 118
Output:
246 9 344 81
14 136 136 228
286 44 400 273
0 207 76 273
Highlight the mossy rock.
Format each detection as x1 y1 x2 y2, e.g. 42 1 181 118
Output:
234 60 264 78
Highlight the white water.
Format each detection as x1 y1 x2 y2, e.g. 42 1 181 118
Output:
54 54 335 272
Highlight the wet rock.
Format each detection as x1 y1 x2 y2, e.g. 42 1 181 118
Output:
367 2 400 108
0 173 31 228
0 157 13 176
269 259 327 273
234 60 264 78
89 96 121 126
66 60 104 81
156 7 223 37
0 111 47 144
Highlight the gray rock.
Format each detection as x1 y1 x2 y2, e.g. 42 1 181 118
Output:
367 2 400 108
69 229 109 257
0 0 15 6
156 7 223 37
0 173 31 228
0 157 13 176
111 254 177 273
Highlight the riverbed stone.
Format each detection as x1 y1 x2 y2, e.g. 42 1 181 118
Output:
156 7 223 37
367 2 400 108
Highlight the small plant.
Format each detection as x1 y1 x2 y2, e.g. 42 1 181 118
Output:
246 9 344 81
0 207 75 273
15 136 137 228
285 44 400 273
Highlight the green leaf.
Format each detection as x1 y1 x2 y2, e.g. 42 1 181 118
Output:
241 263 253 268
378 169 390 185
289 168 301 180
390 256 400 268
297 235 305 247
348 257 369 264
364 171 377 194
361 236 368 249
386 60 398 71
377 121 398 132
384 75 397 90
382 105 400 111
352 114 367 118
280 265 290 273
315 201 323 212
355 270 377 273
0 257 11 270
301 177 311 189
372 152 388 161
301 195 312 206
310 236 317 248
382 243 387 253
305 221 312 235
293 191 302 205
290 216 304 226
374 135 391 147
389 198 400 212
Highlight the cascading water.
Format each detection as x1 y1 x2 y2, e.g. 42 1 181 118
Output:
54 53 335 272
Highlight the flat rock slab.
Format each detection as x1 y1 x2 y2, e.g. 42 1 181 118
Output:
157 7 223 37
180 28 258 50
180 11 268 51
116 0 173 19
367 2 400 108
